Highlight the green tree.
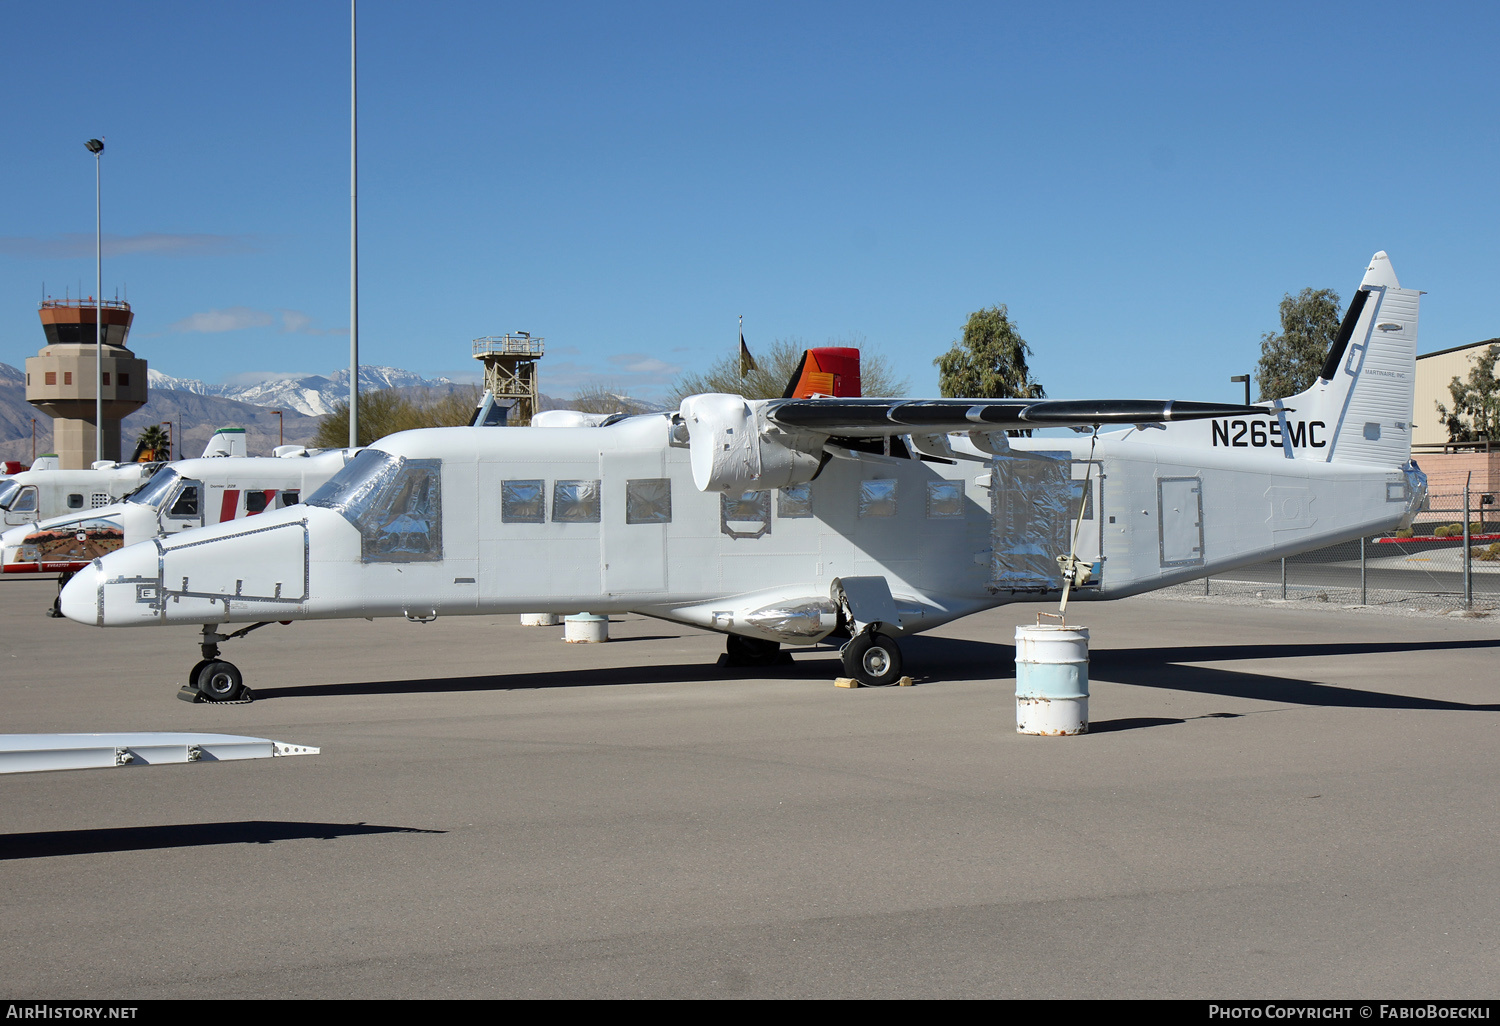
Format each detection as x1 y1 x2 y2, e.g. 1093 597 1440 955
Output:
1255 287 1341 400
1434 342 1500 443
933 305 1045 400
131 424 171 462
668 336 908 405
313 387 482 448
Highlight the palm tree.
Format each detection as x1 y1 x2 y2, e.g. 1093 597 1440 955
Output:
132 424 171 463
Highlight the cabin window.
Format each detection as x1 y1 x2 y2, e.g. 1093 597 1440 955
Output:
552 480 601 523
67 493 85 509
858 479 897 518
625 479 672 524
721 490 771 539
778 484 813 518
169 485 200 517
501 480 545 523
281 491 299 506
245 490 269 514
926 480 965 519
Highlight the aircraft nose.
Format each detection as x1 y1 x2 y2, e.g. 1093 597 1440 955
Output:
59 563 101 625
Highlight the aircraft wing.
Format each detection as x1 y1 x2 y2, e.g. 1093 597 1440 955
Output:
0 732 319 774
765 397 1277 437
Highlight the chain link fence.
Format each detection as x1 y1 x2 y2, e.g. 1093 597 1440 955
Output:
1185 490 1500 613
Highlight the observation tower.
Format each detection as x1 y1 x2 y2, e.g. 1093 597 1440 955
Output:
472 332 544 426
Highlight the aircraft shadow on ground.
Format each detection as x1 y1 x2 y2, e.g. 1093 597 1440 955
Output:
0 820 443 860
249 636 1500 715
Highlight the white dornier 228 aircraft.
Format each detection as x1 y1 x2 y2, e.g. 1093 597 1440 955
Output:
60 253 1426 700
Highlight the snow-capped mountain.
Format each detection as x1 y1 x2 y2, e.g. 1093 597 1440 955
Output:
147 366 456 416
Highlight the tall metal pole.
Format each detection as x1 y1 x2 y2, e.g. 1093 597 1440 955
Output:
348 0 360 448
1463 472 1473 608
91 140 103 465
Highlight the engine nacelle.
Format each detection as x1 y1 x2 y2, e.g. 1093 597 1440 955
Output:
678 394 824 494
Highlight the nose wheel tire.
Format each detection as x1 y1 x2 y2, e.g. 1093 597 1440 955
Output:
841 630 903 687
195 660 245 702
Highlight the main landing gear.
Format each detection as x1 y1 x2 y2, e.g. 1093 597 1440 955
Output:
840 625 904 687
178 622 281 703
720 625 905 686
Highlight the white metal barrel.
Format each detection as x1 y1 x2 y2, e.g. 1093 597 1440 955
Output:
563 613 609 643
1014 624 1089 735
519 613 562 627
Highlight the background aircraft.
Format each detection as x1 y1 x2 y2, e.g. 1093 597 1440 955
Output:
60 254 1423 699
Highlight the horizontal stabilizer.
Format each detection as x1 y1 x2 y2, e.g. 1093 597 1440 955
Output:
767 397 1275 437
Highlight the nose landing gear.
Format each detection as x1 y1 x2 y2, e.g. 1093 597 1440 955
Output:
176 622 279 703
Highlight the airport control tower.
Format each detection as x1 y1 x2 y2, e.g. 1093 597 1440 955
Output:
472 332 544 426
26 298 148 468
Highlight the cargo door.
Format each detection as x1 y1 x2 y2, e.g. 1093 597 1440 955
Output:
1158 476 1204 567
600 450 668 596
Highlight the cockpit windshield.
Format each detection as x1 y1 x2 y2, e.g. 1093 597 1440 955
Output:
127 468 182 509
306 449 400 517
0 480 18 510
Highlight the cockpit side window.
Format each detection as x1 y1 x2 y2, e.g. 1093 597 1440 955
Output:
169 485 200 517
308 450 443 562
10 486 38 514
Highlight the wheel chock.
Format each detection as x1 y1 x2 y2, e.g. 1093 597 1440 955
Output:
835 675 916 688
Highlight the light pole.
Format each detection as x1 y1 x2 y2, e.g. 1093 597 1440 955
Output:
348 0 359 448
86 138 104 464
272 409 283 448
162 421 173 462
1230 374 1251 406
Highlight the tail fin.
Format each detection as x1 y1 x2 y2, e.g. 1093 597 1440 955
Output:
782 347 862 399
200 427 248 459
1279 251 1420 467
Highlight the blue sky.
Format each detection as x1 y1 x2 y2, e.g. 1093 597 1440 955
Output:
2 1 1497 404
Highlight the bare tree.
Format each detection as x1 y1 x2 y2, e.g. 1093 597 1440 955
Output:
668 336 908 404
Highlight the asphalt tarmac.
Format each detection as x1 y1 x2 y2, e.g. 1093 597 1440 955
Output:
1 575 1497 999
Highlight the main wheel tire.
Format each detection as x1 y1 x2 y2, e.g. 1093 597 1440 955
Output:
726 634 781 667
187 659 214 690
841 631 903 687
196 660 245 702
